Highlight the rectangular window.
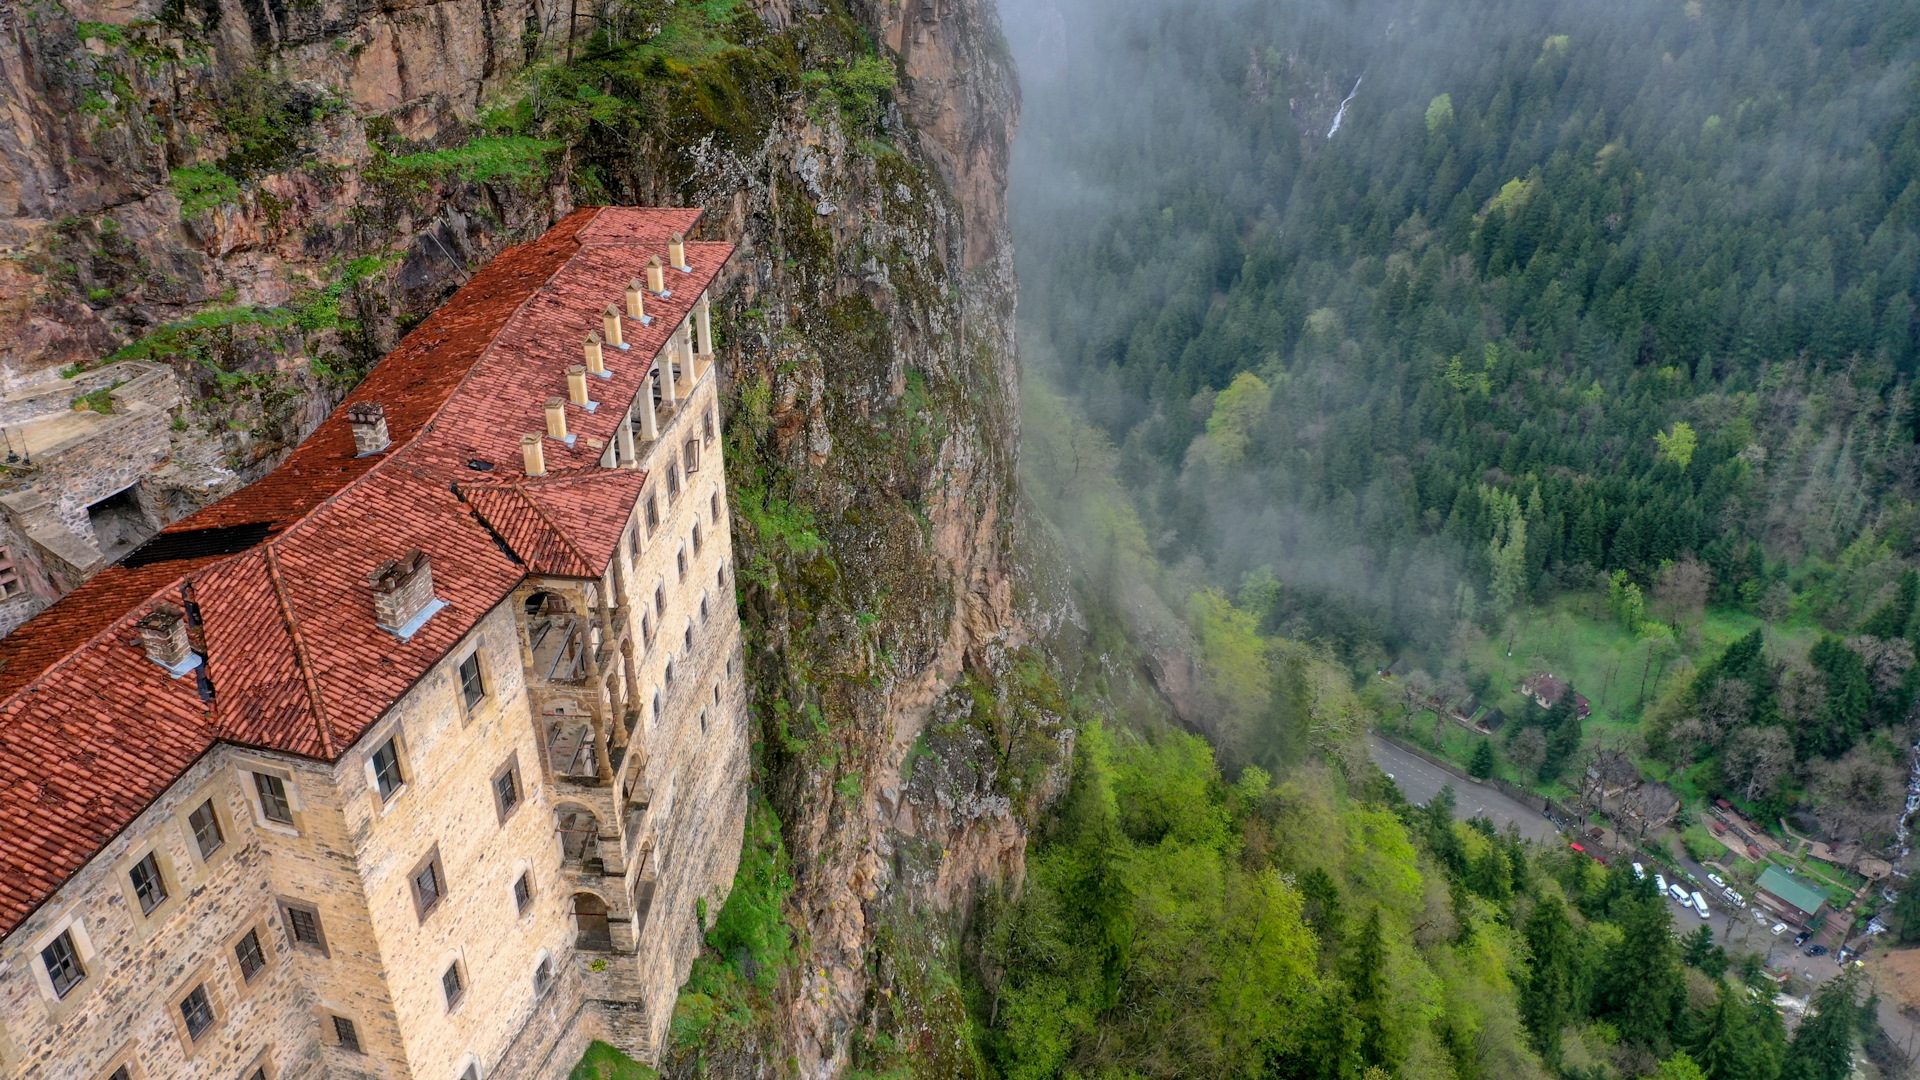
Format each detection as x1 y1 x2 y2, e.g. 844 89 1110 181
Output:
40 931 84 998
668 459 681 500
684 439 700 473
371 739 404 801
459 652 485 710
411 854 444 919
705 406 716 442
645 493 659 535
655 584 666 618
534 955 554 995
514 871 533 913
129 852 168 914
494 763 521 821
253 773 293 824
710 491 720 522
188 798 224 858
179 984 215 1040
677 547 687 581
282 902 326 952
332 1015 362 1053
693 523 703 555
442 963 464 1008
235 928 267 982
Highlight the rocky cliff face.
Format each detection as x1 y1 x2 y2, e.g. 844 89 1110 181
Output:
1 0 1049 1073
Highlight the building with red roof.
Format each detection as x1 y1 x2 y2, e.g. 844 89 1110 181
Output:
0 208 746 1080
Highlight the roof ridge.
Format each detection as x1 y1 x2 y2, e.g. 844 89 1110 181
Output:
0 568 201 728
261 546 335 758
514 483 597 572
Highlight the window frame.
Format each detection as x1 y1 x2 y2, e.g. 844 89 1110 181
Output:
457 649 487 713
176 983 217 1042
645 491 659 535
684 438 700 474
441 960 466 1011
370 737 406 803
410 848 447 922
38 929 86 999
513 870 535 914
533 952 555 996
330 1015 363 1054
186 797 225 860
279 899 329 956
251 771 296 827
493 756 523 823
128 851 169 916
233 925 269 983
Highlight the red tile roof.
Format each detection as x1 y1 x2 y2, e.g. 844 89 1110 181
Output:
0 207 732 940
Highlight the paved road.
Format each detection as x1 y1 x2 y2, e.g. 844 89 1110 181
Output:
1368 735 1561 843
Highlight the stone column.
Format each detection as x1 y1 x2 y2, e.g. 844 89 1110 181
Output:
616 415 637 466
695 294 713 356
638 380 659 439
659 352 677 407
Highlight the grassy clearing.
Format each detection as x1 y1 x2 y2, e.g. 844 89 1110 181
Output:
569 1041 658 1080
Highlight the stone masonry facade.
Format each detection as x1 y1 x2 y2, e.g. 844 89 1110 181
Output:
0 208 748 1080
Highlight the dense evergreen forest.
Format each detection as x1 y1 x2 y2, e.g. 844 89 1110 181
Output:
1013 0 1920 651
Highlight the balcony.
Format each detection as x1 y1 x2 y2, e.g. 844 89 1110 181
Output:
529 611 591 684
548 723 599 783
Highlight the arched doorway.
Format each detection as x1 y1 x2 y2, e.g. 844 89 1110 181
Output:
555 804 602 864
572 892 613 952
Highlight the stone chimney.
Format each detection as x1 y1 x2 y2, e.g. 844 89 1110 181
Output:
602 305 625 349
348 402 391 455
545 397 569 440
584 332 605 375
646 256 666 295
138 604 192 669
625 278 647 321
522 433 546 476
668 233 688 272
568 365 591 407
368 549 434 632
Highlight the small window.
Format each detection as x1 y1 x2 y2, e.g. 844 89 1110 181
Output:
705 406 716 442
412 853 445 919
281 902 326 953
109 1067 131 1080
253 773 293 824
332 1016 362 1053
718 564 727 589
442 963 464 1009
459 652 486 710
668 459 681 500
677 547 687 581
683 623 693 653
235 928 267 982
693 522 703 555
652 689 663 723
40 931 85 998
188 799 224 858
665 659 675 687
371 739 404 801
514 871 533 914
655 584 665 618
713 683 721 705
645 493 659 535
129 852 168 915
700 595 710 623
493 759 522 822
710 491 720 521
179 984 215 1040
699 706 707 734
684 440 700 473
534 955 554 995
641 612 653 646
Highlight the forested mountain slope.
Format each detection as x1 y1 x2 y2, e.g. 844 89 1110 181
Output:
1011 0 1920 653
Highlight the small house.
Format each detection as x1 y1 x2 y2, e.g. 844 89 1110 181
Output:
1755 866 1828 929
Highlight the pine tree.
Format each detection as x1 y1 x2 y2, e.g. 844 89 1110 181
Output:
1468 739 1497 779
1596 889 1686 1049
1893 875 1920 944
1860 569 1918 640
1520 896 1577 1064
1781 970 1864 1080
1681 924 1717 968
1342 908 1395 1070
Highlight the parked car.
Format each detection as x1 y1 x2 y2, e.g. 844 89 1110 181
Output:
1724 889 1744 906
1669 883 1691 904
1707 873 1727 889
1794 931 1812 946
1806 944 1828 957
1632 862 1646 881
1691 891 1711 919
1772 923 1788 935
1656 873 1670 895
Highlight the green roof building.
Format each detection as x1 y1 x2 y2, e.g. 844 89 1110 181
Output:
1755 866 1828 927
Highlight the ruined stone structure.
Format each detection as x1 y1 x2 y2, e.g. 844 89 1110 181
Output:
0 207 746 1080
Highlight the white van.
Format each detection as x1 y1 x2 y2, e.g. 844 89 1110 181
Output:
1691 891 1711 918
1668 882 1689 904
1655 873 1669 894
1632 862 1646 880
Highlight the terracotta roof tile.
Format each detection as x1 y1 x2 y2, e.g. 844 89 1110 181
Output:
0 207 735 939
